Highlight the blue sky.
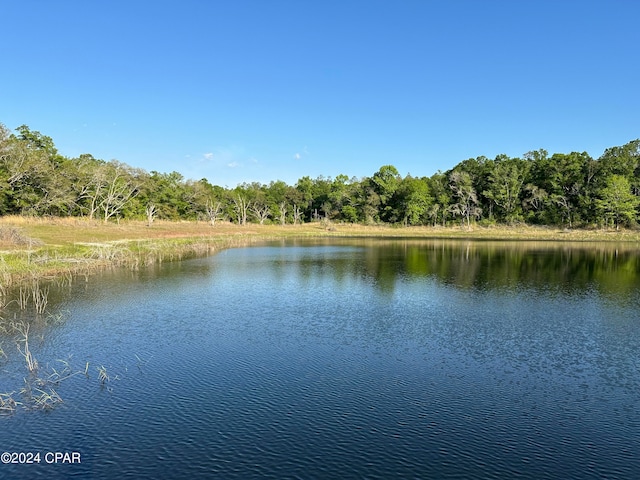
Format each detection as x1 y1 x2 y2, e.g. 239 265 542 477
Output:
2 0 639 187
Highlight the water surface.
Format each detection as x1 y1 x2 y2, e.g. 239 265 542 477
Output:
0 238 639 479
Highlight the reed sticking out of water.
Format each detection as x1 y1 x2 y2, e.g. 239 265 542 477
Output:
17 286 29 310
134 353 151 369
0 323 120 414
45 311 66 326
20 381 62 411
97 365 110 385
31 387 62 410
0 392 19 415
16 322 38 373
47 358 82 384
31 283 49 314
0 282 51 316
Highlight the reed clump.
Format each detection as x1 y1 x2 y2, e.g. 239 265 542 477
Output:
0 320 115 413
31 283 49 314
0 392 19 415
1 281 51 315
97 365 110 385
20 382 62 411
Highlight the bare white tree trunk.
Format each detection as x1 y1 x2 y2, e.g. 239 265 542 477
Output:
100 163 139 223
277 201 288 225
146 203 157 226
251 203 270 224
233 194 251 226
206 198 223 226
292 204 303 225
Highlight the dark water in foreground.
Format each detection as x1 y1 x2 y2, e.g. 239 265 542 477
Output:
0 238 639 479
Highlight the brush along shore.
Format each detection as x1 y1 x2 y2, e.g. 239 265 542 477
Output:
1 215 640 288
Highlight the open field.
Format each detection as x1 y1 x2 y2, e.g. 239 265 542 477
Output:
4 215 640 245
1 215 640 287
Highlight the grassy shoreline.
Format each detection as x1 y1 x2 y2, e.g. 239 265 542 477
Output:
1 216 640 288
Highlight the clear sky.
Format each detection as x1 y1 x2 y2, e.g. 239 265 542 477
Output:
2 0 639 187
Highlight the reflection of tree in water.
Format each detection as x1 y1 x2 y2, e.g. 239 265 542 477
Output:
270 238 640 394
299 238 640 298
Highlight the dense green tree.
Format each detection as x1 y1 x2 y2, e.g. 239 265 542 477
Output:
295 176 315 220
372 165 400 201
394 175 432 225
13 125 60 160
426 172 451 226
264 180 289 224
595 175 639 229
143 171 188 220
483 156 529 223
0 129 73 215
598 140 640 180
356 177 381 224
371 165 401 222
310 176 332 220
324 174 350 220
597 140 640 196
522 183 549 223
530 151 592 226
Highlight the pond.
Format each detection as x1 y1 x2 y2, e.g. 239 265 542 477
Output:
0 238 639 479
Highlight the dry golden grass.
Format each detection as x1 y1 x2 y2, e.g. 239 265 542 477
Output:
0 216 325 247
1 215 640 246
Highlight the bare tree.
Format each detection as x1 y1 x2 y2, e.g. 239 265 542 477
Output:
75 159 110 220
2 140 32 187
100 162 140 223
427 203 440 227
232 194 251 226
449 171 481 230
80 166 107 220
251 203 271 224
292 204 304 225
523 184 547 211
146 203 157 226
205 198 224 226
277 201 288 225
552 194 574 228
0 137 77 216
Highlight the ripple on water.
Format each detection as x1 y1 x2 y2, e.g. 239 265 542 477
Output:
1 244 640 479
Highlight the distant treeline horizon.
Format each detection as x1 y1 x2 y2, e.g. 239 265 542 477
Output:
1 123 639 229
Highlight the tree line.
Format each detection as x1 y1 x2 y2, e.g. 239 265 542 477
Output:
1 123 639 229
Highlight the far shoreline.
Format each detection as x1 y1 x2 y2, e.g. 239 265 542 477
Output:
1 215 639 289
